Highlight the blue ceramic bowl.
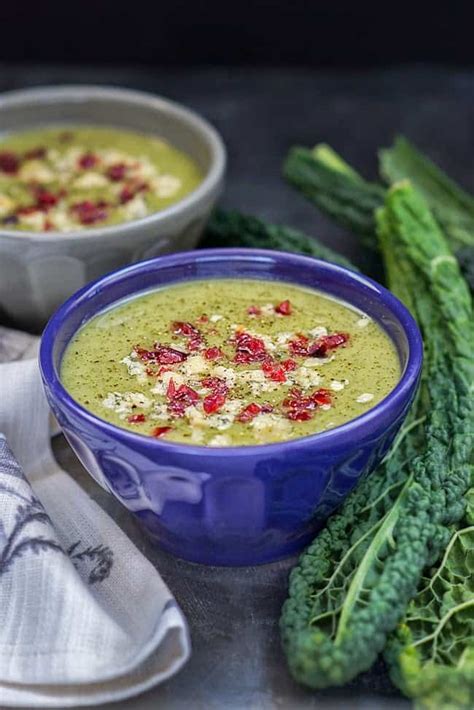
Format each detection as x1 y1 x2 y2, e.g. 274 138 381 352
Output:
40 249 423 566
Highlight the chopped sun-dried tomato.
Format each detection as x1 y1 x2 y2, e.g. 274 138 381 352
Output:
127 413 146 424
247 305 261 316
203 390 227 414
171 321 203 351
262 361 287 382
71 200 108 225
201 376 228 393
167 384 200 417
189 337 204 351
166 378 177 400
78 152 98 169
281 358 297 372
204 346 223 360
289 335 310 356
287 409 313 421
152 426 172 438
106 163 127 181
282 386 332 421
0 151 19 174
134 344 188 365
172 321 199 337
24 146 47 160
35 190 58 208
175 384 200 403
275 299 292 316
155 345 188 364
237 402 262 422
311 388 332 406
119 181 148 204
16 205 39 216
308 332 349 357
233 331 268 364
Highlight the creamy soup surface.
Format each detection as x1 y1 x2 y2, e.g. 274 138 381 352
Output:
0 126 202 231
61 279 401 446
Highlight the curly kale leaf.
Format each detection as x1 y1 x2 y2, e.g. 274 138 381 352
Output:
283 145 384 249
200 208 356 271
284 141 474 291
280 182 474 689
380 136 474 251
386 488 474 710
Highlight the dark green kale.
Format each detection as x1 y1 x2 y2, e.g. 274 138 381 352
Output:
201 208 356 270
280 182 474 689
284 141 474 290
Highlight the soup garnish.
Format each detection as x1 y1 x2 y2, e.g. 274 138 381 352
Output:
61 279 401 446
0 126 202 232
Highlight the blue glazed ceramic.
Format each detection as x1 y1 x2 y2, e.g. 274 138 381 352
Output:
40 249 423 566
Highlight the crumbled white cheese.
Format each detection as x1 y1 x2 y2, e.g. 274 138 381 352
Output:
320 404 332 411
180 354 208 376
209 314 223 322
251 413 291 440
212 365 237 388
186 401 241 432
309 326 328 338
151 403 170 421
100 149 132 168
302 358 321 368
48 210 77 232
330 379 345 392
315 355 334 365
186 405 206 428
356 393 374 403
52 147 83 174
190 428 205 444
121 195 148 220
18 211 46 231
121 355 148 383
238 369 266 384
0 193 15 217
46 148 60 163
237 368 280 395
260 303 276 317
18 160 55 184
102 391 152 418
276 332 294 346
129 157 158 181
209 434 232 447
204 400 243 430
152 174 181 198
356 316 371 328
290 367 322 389
73 171 109 189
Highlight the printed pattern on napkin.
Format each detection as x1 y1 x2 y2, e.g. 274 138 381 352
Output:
0 329 191 708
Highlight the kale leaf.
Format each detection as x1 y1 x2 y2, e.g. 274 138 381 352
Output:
280 182 474 689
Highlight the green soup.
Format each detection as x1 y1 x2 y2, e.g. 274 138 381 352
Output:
0 126 202 231
61 279 401 446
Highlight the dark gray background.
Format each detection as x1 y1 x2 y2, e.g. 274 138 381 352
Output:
3 64 472 708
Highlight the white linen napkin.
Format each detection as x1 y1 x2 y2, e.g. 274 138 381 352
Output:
0 327 190 707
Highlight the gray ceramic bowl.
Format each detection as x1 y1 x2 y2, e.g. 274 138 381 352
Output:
0 85 226 329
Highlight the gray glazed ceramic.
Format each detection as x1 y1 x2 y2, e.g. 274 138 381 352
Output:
0 85 226 328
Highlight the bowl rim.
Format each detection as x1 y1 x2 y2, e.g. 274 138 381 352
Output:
39 248 423 457
0 85 226 242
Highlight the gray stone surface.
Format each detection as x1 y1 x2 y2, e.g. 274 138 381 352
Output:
4 64 470 707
